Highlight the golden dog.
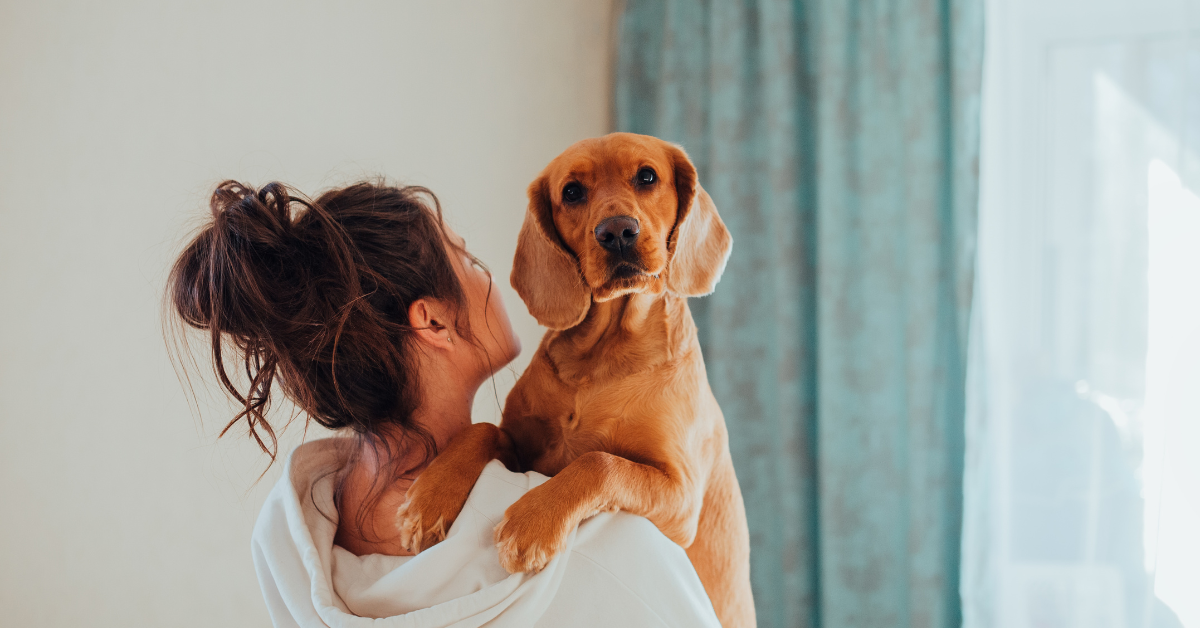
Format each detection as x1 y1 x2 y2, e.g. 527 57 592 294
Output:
398 132 754 627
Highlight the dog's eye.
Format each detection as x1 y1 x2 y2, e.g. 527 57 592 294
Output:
562 182 586 204
636 168 657 186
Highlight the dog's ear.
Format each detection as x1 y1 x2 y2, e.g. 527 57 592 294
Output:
665 145 732 296
511 175 591 329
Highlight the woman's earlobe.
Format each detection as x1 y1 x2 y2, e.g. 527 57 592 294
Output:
408 299 454 351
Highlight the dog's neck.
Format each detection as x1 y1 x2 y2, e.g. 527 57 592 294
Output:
544 291 697 384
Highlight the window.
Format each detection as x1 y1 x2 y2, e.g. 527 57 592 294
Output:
966 1 1200 626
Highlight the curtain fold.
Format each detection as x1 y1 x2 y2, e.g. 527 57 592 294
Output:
615 1 982 627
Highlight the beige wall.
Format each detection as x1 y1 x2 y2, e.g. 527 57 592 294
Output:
0 1 614 624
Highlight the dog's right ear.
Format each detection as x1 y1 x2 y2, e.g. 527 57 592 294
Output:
510 175 591 330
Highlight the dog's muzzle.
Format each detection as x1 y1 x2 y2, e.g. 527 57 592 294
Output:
594 216 640 254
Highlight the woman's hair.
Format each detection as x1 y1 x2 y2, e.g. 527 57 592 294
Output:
167 180 473 505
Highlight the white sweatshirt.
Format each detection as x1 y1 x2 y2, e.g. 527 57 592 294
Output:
251 438 722 627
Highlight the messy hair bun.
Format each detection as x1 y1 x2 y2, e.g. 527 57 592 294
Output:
168 179 468 465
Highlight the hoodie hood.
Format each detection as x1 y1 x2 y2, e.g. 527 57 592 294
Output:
250 438 719 628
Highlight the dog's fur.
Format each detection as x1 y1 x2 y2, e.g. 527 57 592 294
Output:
397 133 755 627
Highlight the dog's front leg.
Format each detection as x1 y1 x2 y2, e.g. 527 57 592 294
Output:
397 422 518 552
493 450 700 573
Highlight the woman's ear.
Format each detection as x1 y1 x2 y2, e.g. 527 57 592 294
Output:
408 298 455 351
510 174 591 329
665 145 733 296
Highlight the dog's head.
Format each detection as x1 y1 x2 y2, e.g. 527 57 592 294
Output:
512 133 732 330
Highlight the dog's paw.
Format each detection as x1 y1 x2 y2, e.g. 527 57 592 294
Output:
493 491 574 574
396 499 447 554
395 473 471 553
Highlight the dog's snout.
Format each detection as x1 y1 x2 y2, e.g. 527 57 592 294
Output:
594 216 640 253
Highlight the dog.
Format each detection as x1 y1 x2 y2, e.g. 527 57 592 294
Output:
397 132 755 627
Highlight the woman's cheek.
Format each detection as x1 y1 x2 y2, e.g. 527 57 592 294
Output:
489 291 520 362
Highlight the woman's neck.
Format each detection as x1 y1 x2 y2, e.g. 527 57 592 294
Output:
335 400 475 556
355 383 477 478
409 361 479 455
334 349 483 556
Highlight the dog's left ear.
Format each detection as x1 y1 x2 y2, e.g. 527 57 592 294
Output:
665 144 733 296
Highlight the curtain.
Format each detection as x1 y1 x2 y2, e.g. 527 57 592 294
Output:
615 1 983 627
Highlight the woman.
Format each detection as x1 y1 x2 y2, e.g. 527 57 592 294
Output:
168 180 720 627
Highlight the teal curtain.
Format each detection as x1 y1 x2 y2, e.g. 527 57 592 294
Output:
615 1 982 627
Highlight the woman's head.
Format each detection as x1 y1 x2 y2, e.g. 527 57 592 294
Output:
168 179 518 464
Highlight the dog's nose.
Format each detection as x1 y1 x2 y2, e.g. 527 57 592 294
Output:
594 216 640 252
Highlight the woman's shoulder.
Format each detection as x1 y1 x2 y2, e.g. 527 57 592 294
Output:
252 446 720 627
468 461 720 626
252 437 352 550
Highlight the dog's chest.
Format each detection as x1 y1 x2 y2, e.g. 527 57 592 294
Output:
520 358 684 476
521 378 612 467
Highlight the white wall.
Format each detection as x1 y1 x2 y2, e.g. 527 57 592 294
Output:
0 1 614 624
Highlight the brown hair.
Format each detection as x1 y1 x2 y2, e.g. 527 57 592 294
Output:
168 179 472 497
